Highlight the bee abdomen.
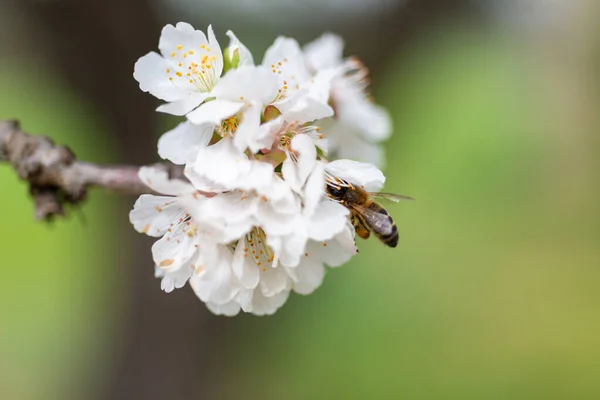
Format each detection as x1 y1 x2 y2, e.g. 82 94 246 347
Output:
375 222 398 248
366 203 398 247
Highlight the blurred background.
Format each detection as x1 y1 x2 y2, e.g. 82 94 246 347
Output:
1 0 599 399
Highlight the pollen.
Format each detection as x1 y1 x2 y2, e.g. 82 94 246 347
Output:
171 52 176 57
322 242 327 247
305 252 309 257
176 44 183 50
188 50 194 55
159 259 175 267
166 68 170 73
176 72 182 77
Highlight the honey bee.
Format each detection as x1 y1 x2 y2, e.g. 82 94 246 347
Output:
326 183 413 248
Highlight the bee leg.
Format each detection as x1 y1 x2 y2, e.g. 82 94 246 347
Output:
351 212 371 240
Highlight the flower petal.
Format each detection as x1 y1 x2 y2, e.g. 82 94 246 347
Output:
324 159 386 192
186 99 243 126
158 22 207 59
156 92 209 116
282 134 317 193
158 121 213 165
187 137 251 189
232 239 260 289
206 300 241 316
138 166 196 195
212 65 278 105
303 33 344 71
156 263 194 293
129 195 183 237
307 201 349 241
189 245 237 305
151 222 198 273
134 52 183 102
293 256 325 295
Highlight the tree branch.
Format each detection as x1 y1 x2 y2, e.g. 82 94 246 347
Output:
0 120 183 221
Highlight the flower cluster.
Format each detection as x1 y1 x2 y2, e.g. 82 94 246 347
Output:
129 23 393 316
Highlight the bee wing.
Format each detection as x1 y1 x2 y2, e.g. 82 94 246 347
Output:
351 204 394 236
368 192 415 203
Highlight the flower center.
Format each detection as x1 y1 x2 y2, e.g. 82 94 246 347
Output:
216 115 241 138
166 43 220 92
242 227 274 272
274 122 325 152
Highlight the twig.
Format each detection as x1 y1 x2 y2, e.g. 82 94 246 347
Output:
0 120 183 221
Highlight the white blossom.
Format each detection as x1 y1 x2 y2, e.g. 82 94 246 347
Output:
134 23 226 116
304 33 392 166
129 22 402 317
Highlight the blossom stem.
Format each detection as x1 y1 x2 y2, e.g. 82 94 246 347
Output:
0 119 184 221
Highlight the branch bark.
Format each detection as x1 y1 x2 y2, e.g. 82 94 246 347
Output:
0 119 182 221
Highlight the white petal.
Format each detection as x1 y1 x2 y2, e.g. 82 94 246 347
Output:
307 201 349 241
242 290 290 315
186 99 243 125
293 256 325 295
158 264 194 293
326 121 386 167
129 195 183 237
232 239 260 289
276 92 334 123
212 65 278 104
269 231 308 268
282 134 316 193
189 246 237 305
195 191 258 225
206 25 224 79
151 222 198 273
303 33 345 71
133 52 183 102
256 204 298 237
226 30 254 66
206 300 241 316
235 111 281 154
337 95 392 141
324 159 386 192
158 23 208 58
306 228 357 268
156 92 209 116
262 36 311 86
303 162 325 216
232 102 262 153
138 166 196 195
157 121 213 165
187 137 251 189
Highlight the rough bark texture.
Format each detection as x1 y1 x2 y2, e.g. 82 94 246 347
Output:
0 120 187 220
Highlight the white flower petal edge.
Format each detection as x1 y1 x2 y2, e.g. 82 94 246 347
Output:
303 32 345 72
157 121 213 165
324 159 385 192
